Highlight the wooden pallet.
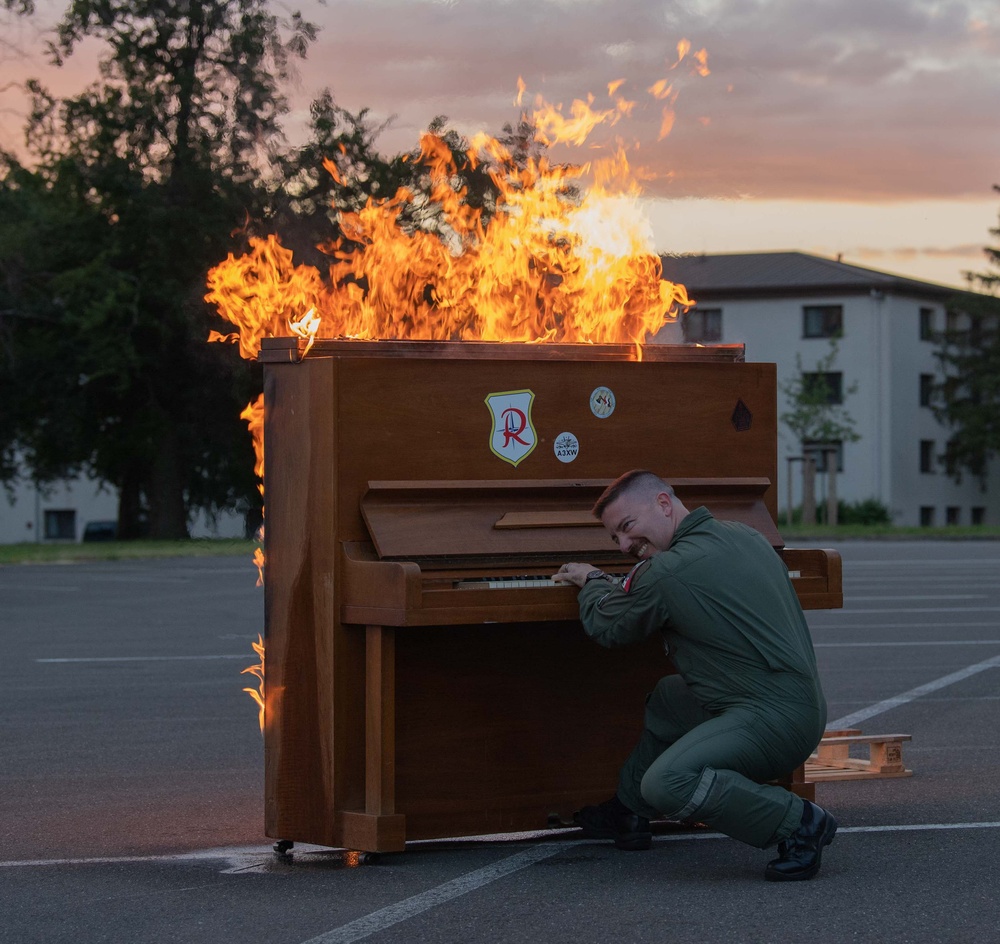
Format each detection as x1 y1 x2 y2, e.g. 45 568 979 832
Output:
805 728 913 782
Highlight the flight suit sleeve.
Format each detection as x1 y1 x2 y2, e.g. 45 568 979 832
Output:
576 560 671 649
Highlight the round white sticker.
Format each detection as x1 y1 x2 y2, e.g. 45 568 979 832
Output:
554 432 580 463
590 386 616 418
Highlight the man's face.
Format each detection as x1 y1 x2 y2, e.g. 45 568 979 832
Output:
600 489 677 559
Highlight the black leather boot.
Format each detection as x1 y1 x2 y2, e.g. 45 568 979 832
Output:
764 799 838 881
573 794 652 851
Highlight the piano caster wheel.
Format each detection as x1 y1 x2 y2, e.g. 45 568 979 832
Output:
273 840 294 856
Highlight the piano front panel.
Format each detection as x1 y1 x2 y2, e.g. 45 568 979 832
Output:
331 355 779 545
393 623 667 839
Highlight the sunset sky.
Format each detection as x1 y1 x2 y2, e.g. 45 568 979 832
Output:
3 0 999 290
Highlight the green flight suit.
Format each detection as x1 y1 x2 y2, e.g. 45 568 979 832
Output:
577 506 827 848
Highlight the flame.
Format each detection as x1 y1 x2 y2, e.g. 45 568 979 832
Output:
241 633 266 734
204 68 714 358
289 306 321 359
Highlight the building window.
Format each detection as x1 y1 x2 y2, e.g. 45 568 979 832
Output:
44 509 76 540
919 307 935 341
803 440 844 473
972 506 986 525
803 305 843 338
946 309 962 332
920 506 936 527
681 307 722 343
919 440 936 473
802 371 843 404
946 506 961 526
919 374 935 407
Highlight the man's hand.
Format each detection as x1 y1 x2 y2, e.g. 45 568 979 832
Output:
553 562 596 588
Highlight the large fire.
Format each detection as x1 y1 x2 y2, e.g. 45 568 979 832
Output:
214 47 708 729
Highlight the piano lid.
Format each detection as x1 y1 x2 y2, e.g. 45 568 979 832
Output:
360 477 782 565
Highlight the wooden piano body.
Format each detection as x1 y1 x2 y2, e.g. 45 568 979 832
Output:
258 339 842 852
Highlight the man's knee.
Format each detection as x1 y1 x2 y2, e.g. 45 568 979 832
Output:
640 764 713 818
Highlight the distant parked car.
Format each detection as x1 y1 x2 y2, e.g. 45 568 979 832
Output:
82 520 117 542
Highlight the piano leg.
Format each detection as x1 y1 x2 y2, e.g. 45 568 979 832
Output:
341 625 406 853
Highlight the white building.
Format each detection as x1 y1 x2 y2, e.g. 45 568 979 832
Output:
1 472 119 544
0 460 246 544
655 251 1000 527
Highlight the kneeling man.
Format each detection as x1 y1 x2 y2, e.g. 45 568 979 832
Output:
553 469 836 881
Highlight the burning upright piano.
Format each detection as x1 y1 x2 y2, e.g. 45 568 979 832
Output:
258 337 842 853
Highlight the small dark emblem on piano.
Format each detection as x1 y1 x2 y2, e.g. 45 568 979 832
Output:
731 399 752 432
590 385 616 418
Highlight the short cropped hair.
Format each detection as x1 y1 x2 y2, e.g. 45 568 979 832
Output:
592 469 675 518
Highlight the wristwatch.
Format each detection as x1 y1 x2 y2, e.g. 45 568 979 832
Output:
584 569 608 583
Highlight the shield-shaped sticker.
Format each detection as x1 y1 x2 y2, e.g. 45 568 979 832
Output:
485 389 537 467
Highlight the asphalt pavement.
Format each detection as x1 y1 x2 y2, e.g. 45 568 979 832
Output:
2 543 999 944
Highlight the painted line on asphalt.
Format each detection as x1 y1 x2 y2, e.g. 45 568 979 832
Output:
42 636 999 662
808 622 1000 629
5 820 1000 872
36 655 251 663
298 842 574 944
844 595 988 601
0 846 273 869
814 640 1000 647
835 607 1000 614
829 653 1000 728
823 559 1000 566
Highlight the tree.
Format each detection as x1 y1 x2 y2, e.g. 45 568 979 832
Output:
0 0 320 538
779 341 860 525
780 340 861 451
932 187 1000 484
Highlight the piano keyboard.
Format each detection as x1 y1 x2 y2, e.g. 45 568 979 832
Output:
456 576 563 590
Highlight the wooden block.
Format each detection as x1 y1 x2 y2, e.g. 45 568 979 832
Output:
806 732 912 782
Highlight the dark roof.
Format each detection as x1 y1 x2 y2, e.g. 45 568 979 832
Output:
658 250 973 302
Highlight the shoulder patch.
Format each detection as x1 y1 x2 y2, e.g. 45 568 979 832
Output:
622 559 652 593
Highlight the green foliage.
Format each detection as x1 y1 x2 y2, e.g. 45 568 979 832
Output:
837 498 892 525
933 187 1000 484
779 339 860 448
0 0 321 538
778 498 891 527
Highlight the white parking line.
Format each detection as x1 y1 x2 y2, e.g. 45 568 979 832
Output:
845 595 988 601
829 653 1000 728
298 842 572 944
837 607 1000 614
5 819 1000 872
808 622 1000 629
36 655 250 663
814 640 1000 647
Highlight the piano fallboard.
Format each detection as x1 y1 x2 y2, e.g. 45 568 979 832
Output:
341 541 843 626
